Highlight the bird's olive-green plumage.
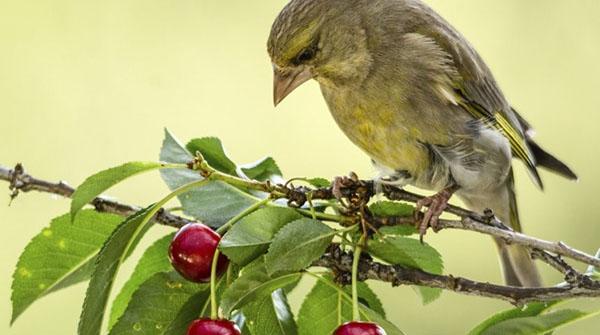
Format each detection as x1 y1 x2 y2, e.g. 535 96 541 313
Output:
268 0 577 287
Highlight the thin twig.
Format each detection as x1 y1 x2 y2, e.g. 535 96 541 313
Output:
0 164 194 228
368 211 600 269
441 217 600 268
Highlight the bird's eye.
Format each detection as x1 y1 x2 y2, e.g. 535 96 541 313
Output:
295 46 316 64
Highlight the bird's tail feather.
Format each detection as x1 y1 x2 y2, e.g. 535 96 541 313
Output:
495 239 542 287
528 139 578 181
499 171 542 287
459 170 542 287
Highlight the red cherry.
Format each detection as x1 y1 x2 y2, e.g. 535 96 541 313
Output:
187 318 241 335
334 321 387 335
168 223 229 283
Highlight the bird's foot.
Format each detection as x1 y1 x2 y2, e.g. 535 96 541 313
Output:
415 185 459 242
331 173 358 201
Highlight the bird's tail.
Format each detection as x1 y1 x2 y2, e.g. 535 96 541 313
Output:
459 170 542 287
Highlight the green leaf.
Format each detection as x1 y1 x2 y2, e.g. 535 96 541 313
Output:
297 278 402 335
243 289 298 335
70 162 166 221
108 272 208 335
78 206 155 335
369 201 414 217
240 157 282 181
108 233 175 328
297 279 350 335
306 178 331 188
370 201 417 236
378 225 418 237
186 137 237 175
220 258 302 317
220 207 302 266
351 282 386 317
181 181 259 227
412 286 442 305
368 236 443 304
159 129 257 227
163 276 227 335
159 129 198 169
368 236 443 273
480 309 599 335
469 301 560 335
10 210 123 324
360 306 405 335
265 218 336 276
80 178 208 335
162 290 211 335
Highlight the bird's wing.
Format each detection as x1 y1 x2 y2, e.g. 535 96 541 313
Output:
411 24 543 189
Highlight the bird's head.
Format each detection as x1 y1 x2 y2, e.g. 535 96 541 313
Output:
267 0 373 106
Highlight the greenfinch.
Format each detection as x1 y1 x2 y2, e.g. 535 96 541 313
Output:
267 0 577 287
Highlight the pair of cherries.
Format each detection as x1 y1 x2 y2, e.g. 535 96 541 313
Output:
168 223 239 334
169 223 386 335
185 320 385 335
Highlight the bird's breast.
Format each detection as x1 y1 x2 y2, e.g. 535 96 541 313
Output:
321 88 431 176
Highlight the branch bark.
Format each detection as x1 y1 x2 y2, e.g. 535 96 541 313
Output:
0 164 194 228
314 245 600 306
2 162 600 305
191 159 600 269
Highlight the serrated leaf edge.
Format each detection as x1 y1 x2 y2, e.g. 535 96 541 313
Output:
222 273 302 316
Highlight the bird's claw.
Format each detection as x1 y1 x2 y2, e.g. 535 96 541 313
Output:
414 187 457 243
332 176 345 201
331 172 360 201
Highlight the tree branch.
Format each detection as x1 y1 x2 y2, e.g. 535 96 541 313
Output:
314 245 600 306
189 158 600 269
0 163 194 228
2 162 600 305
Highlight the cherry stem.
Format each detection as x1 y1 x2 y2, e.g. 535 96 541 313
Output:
210 247 221 320
337 291 343 325
352 235 366 321
216 196 272 235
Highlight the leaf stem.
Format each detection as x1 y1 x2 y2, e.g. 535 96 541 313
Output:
136 179 210 239
294 208 347 223
197 159 287 198
210 248 221 320
216 197 272 235
352 235 365 321
304 271 370 321
304 271 348 298
337 225 359 234
337 291 343 325
226 264 233 286
161 163 190 169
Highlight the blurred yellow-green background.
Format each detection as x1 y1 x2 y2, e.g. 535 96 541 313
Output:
1 0 600 334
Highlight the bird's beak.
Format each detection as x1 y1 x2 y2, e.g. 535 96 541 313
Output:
273 65 313 106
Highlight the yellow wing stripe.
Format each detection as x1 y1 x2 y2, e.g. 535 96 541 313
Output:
495 112 535 168
453 90 543 188
456 98 535 167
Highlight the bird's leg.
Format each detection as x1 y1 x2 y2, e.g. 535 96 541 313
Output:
415 184 460 242
331 172 361 204
331 176 347 202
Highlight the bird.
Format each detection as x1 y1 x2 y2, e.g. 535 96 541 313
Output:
267 0 577 288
